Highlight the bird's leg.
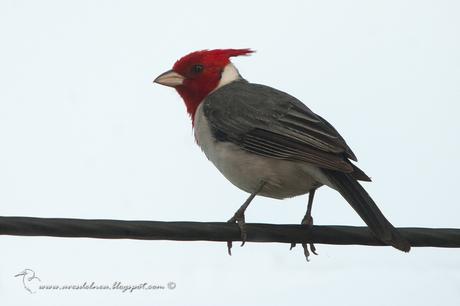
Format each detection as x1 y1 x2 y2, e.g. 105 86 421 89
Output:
302 188 316 226
227 181 266 255
300 188 318 261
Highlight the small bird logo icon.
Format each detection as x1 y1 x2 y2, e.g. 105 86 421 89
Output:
14 269 41 294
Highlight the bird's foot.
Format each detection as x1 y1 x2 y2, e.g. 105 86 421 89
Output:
226 210 247 256
299 215 318 261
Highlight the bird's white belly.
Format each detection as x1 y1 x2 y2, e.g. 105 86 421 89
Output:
194 104 329 199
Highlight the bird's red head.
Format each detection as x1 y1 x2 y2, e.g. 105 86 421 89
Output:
154 48 254 122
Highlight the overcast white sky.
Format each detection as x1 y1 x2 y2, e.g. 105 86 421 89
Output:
0 0 459 305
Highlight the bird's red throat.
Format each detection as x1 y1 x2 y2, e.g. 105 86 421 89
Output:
175 81 218 124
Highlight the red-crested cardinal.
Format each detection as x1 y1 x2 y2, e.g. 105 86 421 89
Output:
154 49 410 257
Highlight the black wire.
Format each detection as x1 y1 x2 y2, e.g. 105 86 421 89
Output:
0 216 459 248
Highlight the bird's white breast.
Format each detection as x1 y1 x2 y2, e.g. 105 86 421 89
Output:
193 103 330 199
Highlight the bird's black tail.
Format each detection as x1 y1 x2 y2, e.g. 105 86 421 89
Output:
323 170 411 252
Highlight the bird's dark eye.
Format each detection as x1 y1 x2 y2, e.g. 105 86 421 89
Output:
191 64 204 74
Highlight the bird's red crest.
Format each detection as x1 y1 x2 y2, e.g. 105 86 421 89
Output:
173 49 254 73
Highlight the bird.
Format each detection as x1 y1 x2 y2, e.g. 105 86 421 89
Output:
14 269 41 294
154 48 411 257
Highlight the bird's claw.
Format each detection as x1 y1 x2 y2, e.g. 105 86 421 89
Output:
290 241 317 261
227 211 247 255
301 243 318 261
302 243 310 261
227 241 233 256
300 216 318 261
309 243 318 255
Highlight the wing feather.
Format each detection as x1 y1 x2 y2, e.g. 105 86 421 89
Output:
203 80 360 173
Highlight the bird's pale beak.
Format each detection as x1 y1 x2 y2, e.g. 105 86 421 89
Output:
14 272 25 277
154 70 184 87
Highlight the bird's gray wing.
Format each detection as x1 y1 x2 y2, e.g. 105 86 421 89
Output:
203 80 359 173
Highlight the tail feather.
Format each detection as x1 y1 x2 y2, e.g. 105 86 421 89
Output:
323 170 411 252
